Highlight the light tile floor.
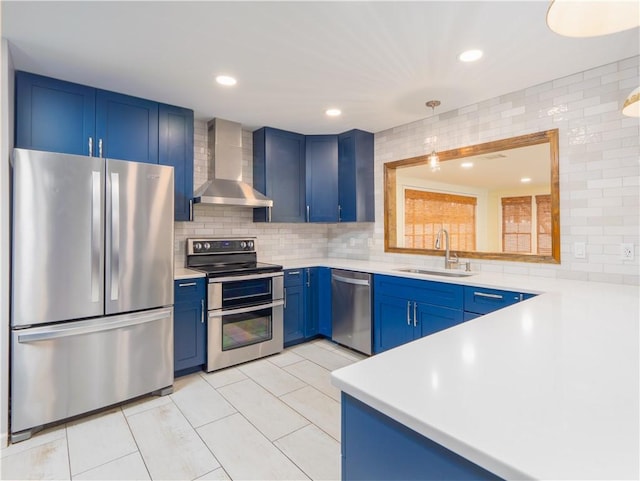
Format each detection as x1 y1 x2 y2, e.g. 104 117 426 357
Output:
1 339 367 481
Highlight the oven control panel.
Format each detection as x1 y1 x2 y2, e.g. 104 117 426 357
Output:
187 238 256 255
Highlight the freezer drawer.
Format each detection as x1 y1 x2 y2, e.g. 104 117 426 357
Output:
11 308 173 436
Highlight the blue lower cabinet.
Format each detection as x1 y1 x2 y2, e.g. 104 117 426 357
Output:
174 278 206 375
317 267 333 337
284 284 305 346
341 393 502 480
373 275 464 353
463 286 536 319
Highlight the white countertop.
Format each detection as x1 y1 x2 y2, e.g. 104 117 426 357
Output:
313 258 640 479
174 266 205 280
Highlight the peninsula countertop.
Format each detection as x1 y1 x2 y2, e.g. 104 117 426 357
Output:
283 258 639 479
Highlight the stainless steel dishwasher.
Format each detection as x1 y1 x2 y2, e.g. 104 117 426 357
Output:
331 269 372 355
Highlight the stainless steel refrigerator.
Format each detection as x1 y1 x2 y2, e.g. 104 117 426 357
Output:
10 148 175 442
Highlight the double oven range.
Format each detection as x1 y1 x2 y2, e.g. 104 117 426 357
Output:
186 238 284 372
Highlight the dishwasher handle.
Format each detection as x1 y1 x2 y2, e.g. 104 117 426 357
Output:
332 273 370 286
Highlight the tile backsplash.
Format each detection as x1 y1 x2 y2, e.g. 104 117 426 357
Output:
176 56 639 285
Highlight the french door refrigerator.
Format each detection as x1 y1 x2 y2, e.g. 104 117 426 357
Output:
10 148 175 442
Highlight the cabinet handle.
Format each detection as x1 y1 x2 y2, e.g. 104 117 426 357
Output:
284 288 287 309
99 138 103 158
306 268 311 288
338 205 342 222
201 299 205 323
413 302 417 327
473 291 503 300
189 199 194 221
306 205 310 223
519 293 524 302
406 301 411 326
178 282 197 287
288 271 300 275
88 137 93 157
268 205 272 223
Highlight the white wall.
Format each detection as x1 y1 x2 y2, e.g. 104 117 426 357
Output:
1 37 15 447
328 56 640 285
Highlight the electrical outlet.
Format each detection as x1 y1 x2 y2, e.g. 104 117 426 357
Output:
349 237 356 247
621 243 634 260
574 242 586 259
367 238 373 248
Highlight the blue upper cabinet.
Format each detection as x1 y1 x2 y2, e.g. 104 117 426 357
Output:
306 135 338 222
338 129 374 222
253 127 306 223
159 104 194 221
95 90 159 164
15 71 96 156
14 71 195 221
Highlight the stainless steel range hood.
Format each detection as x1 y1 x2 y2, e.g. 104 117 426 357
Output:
193 118 273 207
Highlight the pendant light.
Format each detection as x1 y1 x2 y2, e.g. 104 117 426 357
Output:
425 100 441 172
623 87 640 117
546 0 640 37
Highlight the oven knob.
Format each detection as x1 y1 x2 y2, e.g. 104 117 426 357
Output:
240 241 246 249
204 242 211 250
247 241 254 249
194 242 202 251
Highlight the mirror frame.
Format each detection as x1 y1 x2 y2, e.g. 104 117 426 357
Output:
384 129 560 263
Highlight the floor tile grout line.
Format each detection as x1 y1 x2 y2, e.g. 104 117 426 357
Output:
120 405 154 481
278 385 342 443
65 423 72 480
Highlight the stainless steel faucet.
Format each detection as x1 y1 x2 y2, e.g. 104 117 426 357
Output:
435 228 459 269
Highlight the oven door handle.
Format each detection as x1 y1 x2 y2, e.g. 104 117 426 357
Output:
209 300 284 318
209 272 283 284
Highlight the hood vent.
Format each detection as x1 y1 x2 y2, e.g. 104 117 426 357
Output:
193 118 273 207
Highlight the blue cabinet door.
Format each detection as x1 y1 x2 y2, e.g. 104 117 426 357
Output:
416 303 465 338
96 90 159 163
159 104 194 221
305 268 319 338
15 71 96 156
374 294 414 353
284 284 305 346
338 129 374 222
306 135 338 222
253 127 306 222
318 267 333 337
174 279 206 374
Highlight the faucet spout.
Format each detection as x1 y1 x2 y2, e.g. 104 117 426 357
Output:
436 228 458 269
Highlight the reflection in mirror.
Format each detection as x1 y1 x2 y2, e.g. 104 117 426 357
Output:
384 130 560 263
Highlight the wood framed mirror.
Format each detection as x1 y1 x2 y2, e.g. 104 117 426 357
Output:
384 129 560 263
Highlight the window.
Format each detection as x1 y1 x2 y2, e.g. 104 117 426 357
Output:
404 190 476 250
536 194 552 255
502 196 532 253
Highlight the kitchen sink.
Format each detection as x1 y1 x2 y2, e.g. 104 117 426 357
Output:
394 267 475 278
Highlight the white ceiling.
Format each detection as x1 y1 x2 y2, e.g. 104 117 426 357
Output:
2 1 639 134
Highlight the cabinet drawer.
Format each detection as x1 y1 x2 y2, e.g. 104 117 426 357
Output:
463 287 522 315
174 278 205 303
284 269 304 287
374 275 463 310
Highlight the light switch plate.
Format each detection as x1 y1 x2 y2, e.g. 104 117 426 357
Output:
574 242 586 259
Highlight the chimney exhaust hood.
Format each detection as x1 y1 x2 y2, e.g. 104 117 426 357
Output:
192 118 273 207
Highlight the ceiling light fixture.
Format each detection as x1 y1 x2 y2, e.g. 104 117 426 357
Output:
622 87 639 117
325 108 342 117
546 0 640 37
215 75 237 86
521 177 532 183
461 162 474 169
458 49 483 62
425 100 441 172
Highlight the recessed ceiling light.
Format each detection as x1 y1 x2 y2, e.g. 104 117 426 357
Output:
521 177 532 183
458 49 483 62
325 108 341 117
461 162 474 169
215 75 237 86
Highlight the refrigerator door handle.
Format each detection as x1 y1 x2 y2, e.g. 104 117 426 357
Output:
91 171 101 303
17 308 172 344
110 172 120 301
